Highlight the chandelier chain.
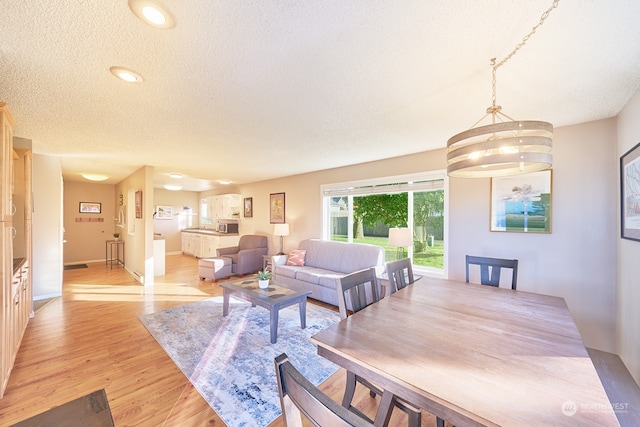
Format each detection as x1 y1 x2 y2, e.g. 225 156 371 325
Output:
491 0 560 109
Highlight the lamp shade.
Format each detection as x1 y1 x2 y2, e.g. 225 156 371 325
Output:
388 227 412 247
273 223 290 237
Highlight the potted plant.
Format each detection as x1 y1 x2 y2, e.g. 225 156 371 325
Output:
257 269 272 289
113 232 120 241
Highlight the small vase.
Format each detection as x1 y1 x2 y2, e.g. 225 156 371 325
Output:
258 279 269 289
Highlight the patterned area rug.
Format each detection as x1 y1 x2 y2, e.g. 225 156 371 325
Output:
139 297 340 427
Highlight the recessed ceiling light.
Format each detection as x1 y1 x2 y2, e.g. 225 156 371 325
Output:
109 66 144 83
218 180 231 185
169 173 183 179
82 173 109 182
128 0 176 29
164 184 183 191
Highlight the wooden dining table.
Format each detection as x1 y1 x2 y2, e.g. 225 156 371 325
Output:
311 277 620 426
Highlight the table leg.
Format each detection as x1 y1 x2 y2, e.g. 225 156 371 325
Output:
299 297 307 329
374 390 395 427
270 308 278 344
222 290 230 316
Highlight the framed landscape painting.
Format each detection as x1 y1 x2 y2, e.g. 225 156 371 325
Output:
155 206 173 219
490 170 552 233
621 141 640 241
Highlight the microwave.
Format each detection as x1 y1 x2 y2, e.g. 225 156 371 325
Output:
218 223 238 234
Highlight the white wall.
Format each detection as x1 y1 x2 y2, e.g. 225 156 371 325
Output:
616 88 640 383
32 154 63 299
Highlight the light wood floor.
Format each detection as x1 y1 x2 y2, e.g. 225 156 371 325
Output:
0 254 441 426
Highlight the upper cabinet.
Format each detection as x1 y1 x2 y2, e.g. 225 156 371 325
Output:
0 103 16 222
207 194 241 220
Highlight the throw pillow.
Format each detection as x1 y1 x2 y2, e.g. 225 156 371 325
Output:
286 249 306 266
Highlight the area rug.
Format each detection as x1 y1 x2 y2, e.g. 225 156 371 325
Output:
139 297 341 427
12 389 114 427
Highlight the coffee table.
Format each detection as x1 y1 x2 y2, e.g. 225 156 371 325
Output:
220 278 312 343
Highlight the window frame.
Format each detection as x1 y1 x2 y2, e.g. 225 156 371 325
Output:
321 170 448 278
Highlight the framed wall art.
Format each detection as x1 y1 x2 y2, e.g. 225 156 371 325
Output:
620 141 640 242
155 205 173 219
79 202 101 213
270 192 285 224
244 197 253 218
135 190 142 219
490 170 552 233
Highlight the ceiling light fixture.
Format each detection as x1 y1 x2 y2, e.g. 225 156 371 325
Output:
128 0 176 29
82 173 109 182
109 66 144 83
218 180 231 185
164 184 182 191
169 173 183 179
447 0 559 178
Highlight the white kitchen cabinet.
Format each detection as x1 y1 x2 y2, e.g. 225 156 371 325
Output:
1 103 32 399
181 231 239 258
207 194 242 220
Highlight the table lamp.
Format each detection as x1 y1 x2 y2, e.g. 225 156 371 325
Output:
388 227 412 260
274 223 289 255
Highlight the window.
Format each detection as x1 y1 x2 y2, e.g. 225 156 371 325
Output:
322 172 447 275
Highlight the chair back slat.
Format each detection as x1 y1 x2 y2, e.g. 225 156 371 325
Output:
465 255 518 290
336 267 381 319
275 353 373 427
385 258 415 293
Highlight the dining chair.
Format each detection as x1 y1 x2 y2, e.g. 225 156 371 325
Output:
274 353 374 427
385 258 415 294
465 255 519 290
336 267 423 427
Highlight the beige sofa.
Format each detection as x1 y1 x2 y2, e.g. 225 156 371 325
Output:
272 239 385 306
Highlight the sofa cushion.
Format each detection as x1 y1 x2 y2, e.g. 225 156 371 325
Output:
299 239 384 274
275 264 298 279
286 249 306 266
296 267 344 287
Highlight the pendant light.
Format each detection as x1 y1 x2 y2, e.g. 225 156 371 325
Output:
447 0 560 178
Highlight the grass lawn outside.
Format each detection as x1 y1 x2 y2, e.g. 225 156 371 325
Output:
332 235 444 269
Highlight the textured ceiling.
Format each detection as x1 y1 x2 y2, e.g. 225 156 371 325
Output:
2 0 640 191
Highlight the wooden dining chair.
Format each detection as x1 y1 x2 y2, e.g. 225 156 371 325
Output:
385 258 415 294
465 255 519 290
275 353 373 427
336 268 422 427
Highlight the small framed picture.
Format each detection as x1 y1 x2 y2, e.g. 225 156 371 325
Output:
79 202 101 214
270 192 285 224
155 205 173 219
135 190 142 219
244 197 253 218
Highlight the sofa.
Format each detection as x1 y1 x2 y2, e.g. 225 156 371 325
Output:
272 238 385 306
217 234 268 275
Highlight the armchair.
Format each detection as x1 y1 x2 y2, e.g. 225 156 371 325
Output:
217 235 268 275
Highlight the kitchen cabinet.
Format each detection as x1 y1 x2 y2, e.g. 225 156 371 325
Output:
2 103 32 399
207 194 241 220
181 231 240 258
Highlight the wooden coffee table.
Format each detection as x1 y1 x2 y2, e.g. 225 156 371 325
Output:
220 278 312 343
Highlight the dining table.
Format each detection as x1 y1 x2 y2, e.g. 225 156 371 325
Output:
311 277 619 426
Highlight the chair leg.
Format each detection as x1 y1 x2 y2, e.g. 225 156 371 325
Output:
342 371 358 408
